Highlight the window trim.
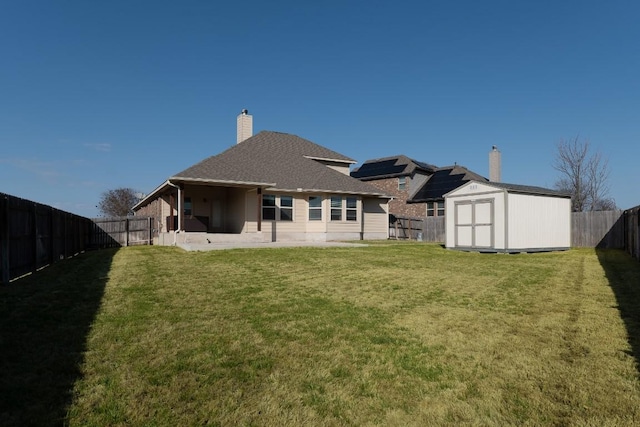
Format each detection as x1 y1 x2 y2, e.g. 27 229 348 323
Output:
329 196 360 222
330 196 342 221
398 176 407 190
262 194 294 221
280 195 293 221
262 194 276 220
346 197 358 221
308 196 323 221
427 201 445 217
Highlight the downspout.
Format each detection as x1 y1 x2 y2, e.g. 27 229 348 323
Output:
360 197 365 241
167 180 182 245
503 188 509 251
257 188 262 232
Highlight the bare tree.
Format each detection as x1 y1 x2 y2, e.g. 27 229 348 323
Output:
98 187 141 217
553 136 615 211
585 150 614 210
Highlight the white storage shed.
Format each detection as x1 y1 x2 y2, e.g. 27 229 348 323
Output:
445 180 572 253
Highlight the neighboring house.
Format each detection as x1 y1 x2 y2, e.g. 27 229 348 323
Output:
350 155 437 218
445 180 572 252
409 164 489 216
351 155 488 219
133 112 391 245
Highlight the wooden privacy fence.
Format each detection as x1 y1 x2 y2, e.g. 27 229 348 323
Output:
1 192 153 284
625 206 640 262
390 216 445 242
571 210 625 248
571 207 640 261
92 217 154 247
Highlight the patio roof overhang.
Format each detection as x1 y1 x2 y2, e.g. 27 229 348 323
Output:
132 177 276 211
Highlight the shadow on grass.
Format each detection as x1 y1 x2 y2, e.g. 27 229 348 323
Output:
597 248 640 374
0 248 118 427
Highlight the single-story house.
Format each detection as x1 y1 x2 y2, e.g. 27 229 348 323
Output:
444 180 572 252
133 111 391 245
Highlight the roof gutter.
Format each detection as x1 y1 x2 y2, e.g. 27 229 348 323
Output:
303 155 356 164
132 180 172 211
282 187 391 199
168 176 276 188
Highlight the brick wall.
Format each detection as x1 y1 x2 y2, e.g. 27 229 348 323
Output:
364 177 426 218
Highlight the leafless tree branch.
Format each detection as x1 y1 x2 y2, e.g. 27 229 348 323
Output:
553 136 615 211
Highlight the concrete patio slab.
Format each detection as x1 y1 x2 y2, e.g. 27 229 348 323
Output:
177 241 369 251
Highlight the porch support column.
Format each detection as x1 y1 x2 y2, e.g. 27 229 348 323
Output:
257 188 262 232
177 185 183 232
169 193 175 231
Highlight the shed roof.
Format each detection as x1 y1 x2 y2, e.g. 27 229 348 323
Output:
484 181 572 198
445 180 572 198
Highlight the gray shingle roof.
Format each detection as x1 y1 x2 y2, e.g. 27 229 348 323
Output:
172 131 388 196
483 181 571 198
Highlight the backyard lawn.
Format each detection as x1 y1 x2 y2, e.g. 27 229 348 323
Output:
1 243 639 426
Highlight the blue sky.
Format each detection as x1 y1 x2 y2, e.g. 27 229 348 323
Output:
2 1 639 217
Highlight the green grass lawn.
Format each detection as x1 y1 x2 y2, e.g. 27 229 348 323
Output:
2 243 640 426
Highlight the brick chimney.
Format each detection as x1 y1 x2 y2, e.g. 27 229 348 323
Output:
489 145 501 182
237 109 253 144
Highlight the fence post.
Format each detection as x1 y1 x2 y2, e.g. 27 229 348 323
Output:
33 202 38 274
63 212 68 259
1 195 10 284
48 206 54 265
635 209 640 261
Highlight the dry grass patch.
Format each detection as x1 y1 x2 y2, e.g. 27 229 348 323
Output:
2 243 639 426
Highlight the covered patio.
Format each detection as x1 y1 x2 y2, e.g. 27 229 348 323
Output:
134 178 276 244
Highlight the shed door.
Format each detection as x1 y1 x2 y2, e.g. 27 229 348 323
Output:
454 200 494 249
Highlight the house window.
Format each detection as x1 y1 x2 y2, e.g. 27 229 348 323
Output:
346 197 357 221
331 196 342 221
280 196 293 221
262 194 293 221
184 197 192 216
398 177 407 190
330 196 359 222
427 201 445 217
262 194 276 220
309 196 322 221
